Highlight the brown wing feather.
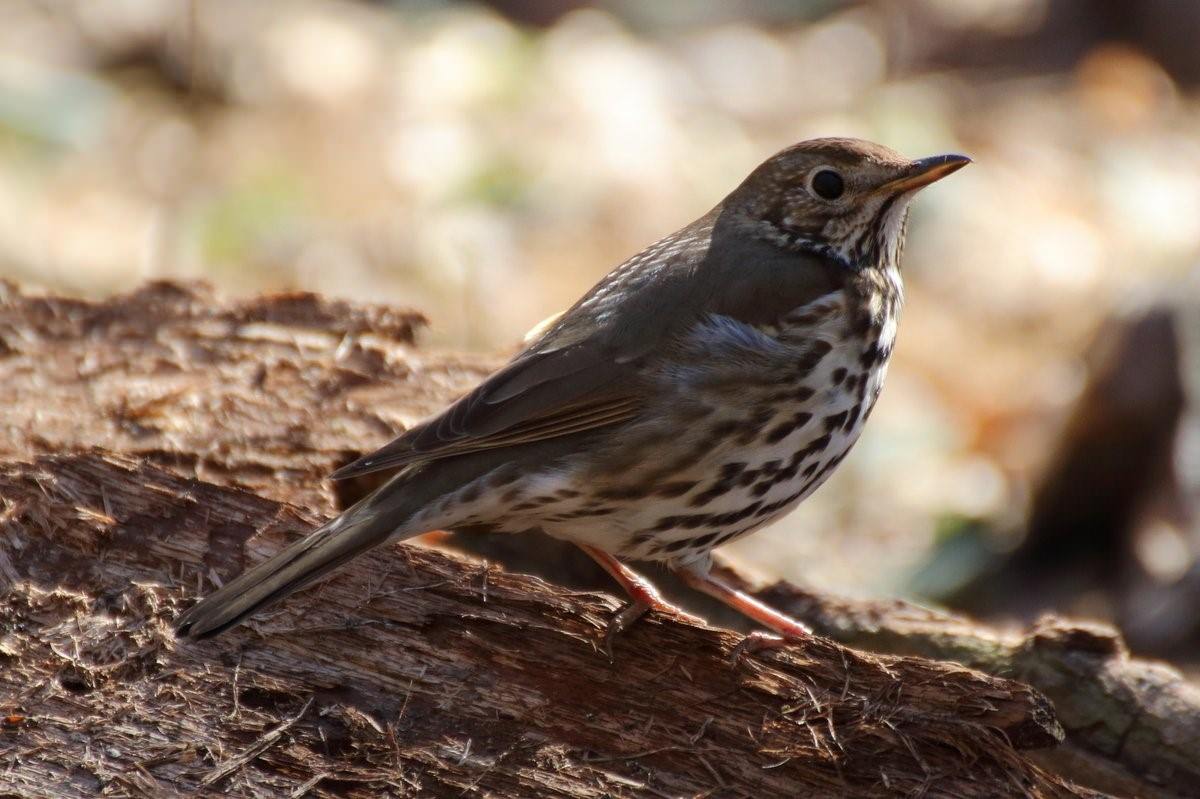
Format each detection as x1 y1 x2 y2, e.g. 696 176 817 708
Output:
339 393 640 476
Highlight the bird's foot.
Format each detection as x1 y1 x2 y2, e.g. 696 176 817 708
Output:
603 599 651 659
601 595 703 659
671 563 812 663
728 630 808 664
579 543 702 657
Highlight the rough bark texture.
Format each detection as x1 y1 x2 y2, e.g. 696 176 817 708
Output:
0 281 1192 797
751 580 1200 798
2 452 1073 798
0 280 495 513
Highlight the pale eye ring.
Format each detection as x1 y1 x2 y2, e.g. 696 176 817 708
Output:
808 167 845 200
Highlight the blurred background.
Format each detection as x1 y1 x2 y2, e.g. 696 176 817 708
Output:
5 0 1200 660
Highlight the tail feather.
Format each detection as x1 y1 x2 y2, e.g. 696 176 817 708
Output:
174 506 405 639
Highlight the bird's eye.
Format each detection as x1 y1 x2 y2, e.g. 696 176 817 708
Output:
810 169 844 200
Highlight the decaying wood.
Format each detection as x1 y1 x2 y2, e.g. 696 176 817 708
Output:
1 281 1196 796
748 578 1200 798
0 280 496 512
2 452 1075 798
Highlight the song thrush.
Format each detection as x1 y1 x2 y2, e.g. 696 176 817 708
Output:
175 138 969 646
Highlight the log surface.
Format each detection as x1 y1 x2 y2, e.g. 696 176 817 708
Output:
0 280 494 512
1 452 1076 798
5 281 1191 796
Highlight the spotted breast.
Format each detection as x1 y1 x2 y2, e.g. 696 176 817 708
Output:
470 263 904 568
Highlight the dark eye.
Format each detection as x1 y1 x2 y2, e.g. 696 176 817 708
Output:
810 169 844 200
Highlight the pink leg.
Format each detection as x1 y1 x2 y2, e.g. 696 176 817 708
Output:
674 564 810 658
579 544 674 611
577 544 698 655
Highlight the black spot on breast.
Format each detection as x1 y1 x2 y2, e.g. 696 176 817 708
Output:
556 506 618 519
823 411 848 432
657 480 698 498
689 462 747 507
831 367 847 385
708 502 763 527
736 406 776 445
712 528 742 546
812 458 839 482
654 513 712 532
764 421 792 445
802 433 832 458
597 485 654 501
691 483 732 507
797 339 833 373
859 343 881 368
764 412 812 445
721 462 748 479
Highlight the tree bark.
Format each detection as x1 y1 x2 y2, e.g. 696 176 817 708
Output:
0 279 495 513
750 579 1200 798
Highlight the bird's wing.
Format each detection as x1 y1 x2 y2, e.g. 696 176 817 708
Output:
330 226 711 479
331 215 848 480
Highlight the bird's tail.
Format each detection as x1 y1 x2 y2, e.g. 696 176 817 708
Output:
173 491 417 639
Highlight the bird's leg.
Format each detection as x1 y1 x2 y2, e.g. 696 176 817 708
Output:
577 544 695 655
673 562 811 660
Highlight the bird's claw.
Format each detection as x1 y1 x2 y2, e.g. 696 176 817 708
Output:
603 600 651 660
729 630 804 664
601 598 705 660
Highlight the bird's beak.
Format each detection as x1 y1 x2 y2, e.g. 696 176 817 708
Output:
880 153 971 194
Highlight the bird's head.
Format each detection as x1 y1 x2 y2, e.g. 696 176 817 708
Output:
727 137 969 270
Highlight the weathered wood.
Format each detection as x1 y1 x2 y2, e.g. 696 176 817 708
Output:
751 578 1200 798
0 280 496 512
1 452 1077 798
2 280 1192 796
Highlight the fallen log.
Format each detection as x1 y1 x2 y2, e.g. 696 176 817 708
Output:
3 280 1196 796
1 452 1074 797
750 579 1200 798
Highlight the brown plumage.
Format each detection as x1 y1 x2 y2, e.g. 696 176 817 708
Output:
175 138 968 643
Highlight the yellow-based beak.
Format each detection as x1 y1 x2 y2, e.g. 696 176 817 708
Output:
881 153 971 194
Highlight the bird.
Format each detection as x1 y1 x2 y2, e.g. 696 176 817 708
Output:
174 138 969 647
